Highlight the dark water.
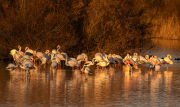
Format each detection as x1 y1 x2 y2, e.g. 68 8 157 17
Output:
1 39 180 107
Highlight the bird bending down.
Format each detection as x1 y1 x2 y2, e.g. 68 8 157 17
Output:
96 60 110 70
123 55 138 70
65 55 80 71
20 60 35 74
81 66 92 74
6 63 18 71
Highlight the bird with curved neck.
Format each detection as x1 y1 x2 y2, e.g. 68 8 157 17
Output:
81 59 94 75
81 65 92 78
57 45 61 53
20 60 35 75
65 54 80 71
164 54 173 70
51 53 61 69
18 45 24 57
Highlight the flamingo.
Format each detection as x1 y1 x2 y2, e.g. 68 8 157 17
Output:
77 53 88 68
123 54 138 70
124 58 138 69
111 54 123 68
44 50 51 61
17 45 24 56
77 53 88 62
108 54 114 64
65 55 80 71
34 51 44 59
132 53 139 63
51 53 61 69
10 49 18 62
55 46 68 68
20 60 35 74
149 55 161 66
25 47 34 55
137 55 148 64
40 57 49 70
96 60 110 70
93 54 103 63
112 54 123 60
25 47 36 61
81 66 92 75
108 54 121 66
164 54 173 70
6 63 18 71
83 59 95 67
19 54 33 65
57 45 61 53
13 51 22 64
52 45 60 54
93 53 109 69
93 52 109 63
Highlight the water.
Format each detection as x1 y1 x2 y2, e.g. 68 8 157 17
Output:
1 39 180 107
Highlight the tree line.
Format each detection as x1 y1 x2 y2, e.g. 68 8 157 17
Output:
0 0 180 59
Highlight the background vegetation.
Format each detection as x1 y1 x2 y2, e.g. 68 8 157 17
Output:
0 0 180 59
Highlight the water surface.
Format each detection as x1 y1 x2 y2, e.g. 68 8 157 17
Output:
0 39 180 107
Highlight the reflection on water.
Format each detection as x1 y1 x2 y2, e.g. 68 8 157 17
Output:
0 39 180 106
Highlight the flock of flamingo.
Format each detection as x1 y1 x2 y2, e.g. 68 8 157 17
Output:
6 45 173 75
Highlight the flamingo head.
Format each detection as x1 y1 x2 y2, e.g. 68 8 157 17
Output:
25 47 29 51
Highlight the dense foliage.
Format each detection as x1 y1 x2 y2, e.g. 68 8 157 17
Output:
0 0 179 59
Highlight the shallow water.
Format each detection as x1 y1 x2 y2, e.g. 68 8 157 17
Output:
1 39 180 107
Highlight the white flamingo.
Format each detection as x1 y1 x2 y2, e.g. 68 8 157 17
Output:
65 55 80 71
51 53 61 69
20 60 35 74
25 47 36 61
148 59 162 72
132 53 139 62
25 47 34 55
111 54 123 68
13 51 22 64
93 52 109 63
81 66 92 74
52 45 60 54
96 60 110 70
123 54 138 70
39 50 51 70
83 59 95 67
44 50 51 61
18 45 24 56
10 49 17 60
34 51 44 59
164 54 173 70
137 55 148 64
149 55 161 66
77 53 88 69
6 63 18 71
